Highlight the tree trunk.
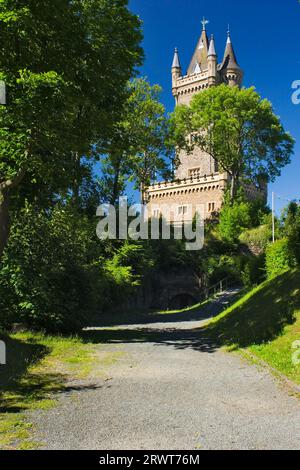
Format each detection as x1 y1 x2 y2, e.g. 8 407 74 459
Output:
230 175 236 202
0 167 26 259
72 152 81 206
0 190 10 259
110 165 121 206
140 182 146 205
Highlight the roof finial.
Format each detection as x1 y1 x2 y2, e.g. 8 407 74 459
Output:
201 16 209 31
227 24 231 43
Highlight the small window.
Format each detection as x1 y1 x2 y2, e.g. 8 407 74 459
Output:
178 205 188 216
208 202 215 213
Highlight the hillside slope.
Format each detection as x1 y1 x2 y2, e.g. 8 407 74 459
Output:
204 269 300 385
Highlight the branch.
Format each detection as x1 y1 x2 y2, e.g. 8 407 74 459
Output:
0 167 26 192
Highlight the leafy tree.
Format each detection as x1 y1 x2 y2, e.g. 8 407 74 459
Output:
171 84 294 200
0 0 143 256
99 78 171 204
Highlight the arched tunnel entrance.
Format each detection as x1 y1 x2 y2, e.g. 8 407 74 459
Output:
168 293 198 311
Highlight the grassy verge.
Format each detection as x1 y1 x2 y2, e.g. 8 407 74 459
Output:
0 332 100 450
203 269 300 385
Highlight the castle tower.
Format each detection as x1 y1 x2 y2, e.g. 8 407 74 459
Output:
145 19 266 221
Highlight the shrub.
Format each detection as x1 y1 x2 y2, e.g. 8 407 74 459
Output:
0 204 159 333
241 254 266 287
239 225 272 254
218 201 252 243
0 204 103 333
265 238 296 279
282 202 300 264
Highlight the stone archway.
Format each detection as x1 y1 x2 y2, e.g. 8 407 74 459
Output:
168 293 198 311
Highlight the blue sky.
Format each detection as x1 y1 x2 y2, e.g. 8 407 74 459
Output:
129 0 300 214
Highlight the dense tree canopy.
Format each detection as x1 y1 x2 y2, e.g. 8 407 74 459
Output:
0 0 143 255
99 78 171 205
171 85 294 200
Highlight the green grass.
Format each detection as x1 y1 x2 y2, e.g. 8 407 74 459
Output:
204 269 300 385
0 332 102 450
159 299 210 315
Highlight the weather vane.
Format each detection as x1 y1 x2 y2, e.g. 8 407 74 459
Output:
201 16 209 31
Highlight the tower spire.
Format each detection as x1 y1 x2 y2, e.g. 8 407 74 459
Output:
172 47 181 69
221 29 240 70
221 29 243 86
171 47 182 97
208 34 216 57
187 17 209 75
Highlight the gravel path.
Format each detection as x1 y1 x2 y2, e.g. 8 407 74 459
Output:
31 291 300 450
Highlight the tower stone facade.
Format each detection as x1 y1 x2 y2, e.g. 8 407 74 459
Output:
145 20 267 222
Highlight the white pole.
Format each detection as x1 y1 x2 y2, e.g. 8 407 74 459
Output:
272 191 275 244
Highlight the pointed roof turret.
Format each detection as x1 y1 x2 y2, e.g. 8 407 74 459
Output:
221 30 241 71
172 47 181 69
187 17 209 75
208 34 216 57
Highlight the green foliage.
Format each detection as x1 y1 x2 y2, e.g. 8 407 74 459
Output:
239 224 272 253
0 203 103 332
265 238 296 279
104 242 156 305
0 0 143 184
218 199 252 243
282 201 300 264
0 204 159 333
240 254 265 288
0 0 143 255
171 84 294 199
99 78 171 204
204 255 241 285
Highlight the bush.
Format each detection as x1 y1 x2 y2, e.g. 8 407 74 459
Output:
0 203 160 333
241 254 266 287
0 204 104 333
239 225 272 254
265 238 296 279
218 200 252 243
282 202 300 264
204 255 242 286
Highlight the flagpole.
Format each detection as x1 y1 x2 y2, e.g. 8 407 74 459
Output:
272 191 275 244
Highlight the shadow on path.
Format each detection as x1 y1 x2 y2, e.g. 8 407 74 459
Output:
82 327 219 354
87 289 241 329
